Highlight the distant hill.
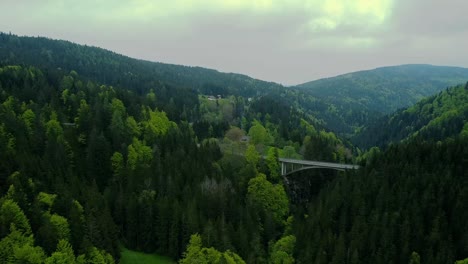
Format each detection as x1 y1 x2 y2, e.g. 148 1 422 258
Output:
296 64 468 134
0 33 282 98
353 82 468 149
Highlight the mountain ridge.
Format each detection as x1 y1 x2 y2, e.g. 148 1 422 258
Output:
296 64 468 85
0 33 283 97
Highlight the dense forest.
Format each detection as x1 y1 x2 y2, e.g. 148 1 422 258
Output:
0 33 467 264
296 64 468 134
354 83 468 149
3 33 468 137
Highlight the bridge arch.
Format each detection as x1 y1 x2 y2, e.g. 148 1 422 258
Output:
279 158 359 176
282 166 344 177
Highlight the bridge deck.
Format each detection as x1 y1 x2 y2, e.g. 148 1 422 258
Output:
278 158 360 170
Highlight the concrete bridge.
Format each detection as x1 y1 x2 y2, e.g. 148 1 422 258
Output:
279 158 360 176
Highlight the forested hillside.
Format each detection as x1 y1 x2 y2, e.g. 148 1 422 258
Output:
295 136 468 263
354 82 468 149
0 33 338 137
2 33 467 138
0 65 346 263
0 33 282 99
296 64 468 134
0 33 354 153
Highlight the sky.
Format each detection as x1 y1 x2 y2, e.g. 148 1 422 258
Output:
1 0 468 85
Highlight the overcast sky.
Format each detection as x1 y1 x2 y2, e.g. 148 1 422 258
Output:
1 0 467 85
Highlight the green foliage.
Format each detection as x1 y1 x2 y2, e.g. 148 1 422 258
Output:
224 126 245 142
38 212 71 253
0 199 31 236
120 248 175 264
460 122 468 139
48 214 71 242
142 107 174 144
409 252 421 264
179 234 203 264
270 235 296 264
0 226 45 264
45 113 64 141
37 192 57 211
295 137 468 263
297 64 468 134
110 152 124 176
265 147 280 181
245 144 260 168
248 120 272 145
179 234 246 264
127 138 152 171
247 174 289 223
21 109 35 134
0 124 16 158
45 240 76 264
126 116 141 138
11 243 46 264
80 247 115 264
355 83 468 149
455 258 468 264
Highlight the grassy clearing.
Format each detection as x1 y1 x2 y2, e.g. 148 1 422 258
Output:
120 248 175 264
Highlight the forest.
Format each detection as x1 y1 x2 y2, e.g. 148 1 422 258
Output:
0 33 467 264
353 83 468 149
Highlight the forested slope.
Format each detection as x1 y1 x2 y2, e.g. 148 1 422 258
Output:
0 33 282 99
0 33 337 138
354 82 468 149
295 136 468 264
0 65 300 263
296 64 468 134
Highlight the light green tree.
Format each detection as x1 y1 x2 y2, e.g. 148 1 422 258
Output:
248 120 272 145
266 147 280 181
0 199 32 236
45 240 76 264
455 258 468 264
110 152 124 177
245 144 260 169
0 226 45 264
141 107 174 144
45 112 64 142
180 234 246 264
126 116 141 138
247 174 289 223
127 138 152 171
78 247 114 264
409 251 421 264
270 235 296 264
21 109 36 135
